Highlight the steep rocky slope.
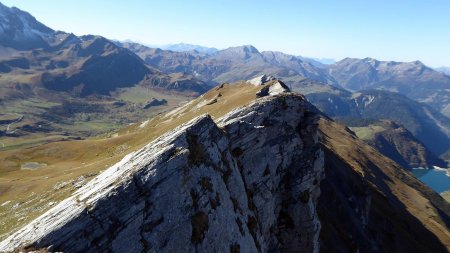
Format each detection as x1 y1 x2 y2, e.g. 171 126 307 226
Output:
0 81 289 239
0 89 326 252
1 80 449 252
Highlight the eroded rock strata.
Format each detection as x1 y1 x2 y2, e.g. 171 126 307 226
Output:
0 94 325 253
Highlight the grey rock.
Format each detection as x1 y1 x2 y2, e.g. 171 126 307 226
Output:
247 74 277 86
256 80 291 97
0 94 324 253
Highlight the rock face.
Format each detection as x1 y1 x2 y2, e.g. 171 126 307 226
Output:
248 74 291 97
0 94 325 253
255 80 290 97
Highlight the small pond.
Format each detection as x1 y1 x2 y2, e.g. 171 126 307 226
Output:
21 162 47 170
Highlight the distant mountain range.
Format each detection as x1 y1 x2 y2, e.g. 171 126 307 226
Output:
328 58 450 117
119 41 450 117
0 2 211 143
118 42 336 86
0 3 209 97
1 1 450 164
159 43 219 54
131 42 337 66
436 66 450 76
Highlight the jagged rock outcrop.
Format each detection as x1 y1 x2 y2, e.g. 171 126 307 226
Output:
248 74 277 86
258 80 290 97
0 94 324 253
248 74 291 97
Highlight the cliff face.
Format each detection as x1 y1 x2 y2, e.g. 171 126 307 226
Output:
1 84 450 253
0 94 325 253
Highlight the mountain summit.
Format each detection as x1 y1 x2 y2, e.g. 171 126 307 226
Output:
0 2 54 50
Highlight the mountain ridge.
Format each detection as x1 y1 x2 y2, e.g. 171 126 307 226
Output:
349 120 447 169
1 88 449 252
119 42 337 87
0 2 53 50
328 57 450 116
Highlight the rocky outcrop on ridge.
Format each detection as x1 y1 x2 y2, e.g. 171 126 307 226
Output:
248 74 291 97
0 94 325 252
248 74 277 86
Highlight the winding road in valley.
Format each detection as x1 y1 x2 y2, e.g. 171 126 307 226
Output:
0 113 24 150
4 113 23 134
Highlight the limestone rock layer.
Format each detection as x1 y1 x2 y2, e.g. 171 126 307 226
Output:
0 94 324 253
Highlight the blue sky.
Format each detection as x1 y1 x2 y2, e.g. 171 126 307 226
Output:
2 0 450 67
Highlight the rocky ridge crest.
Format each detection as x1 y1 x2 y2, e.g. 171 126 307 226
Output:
0 93 324 253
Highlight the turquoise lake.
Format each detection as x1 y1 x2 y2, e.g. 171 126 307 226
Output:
411 168 450 193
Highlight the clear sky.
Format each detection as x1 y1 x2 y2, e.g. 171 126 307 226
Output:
2 0 450 67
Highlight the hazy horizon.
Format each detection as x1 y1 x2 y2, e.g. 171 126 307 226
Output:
1 0 449 67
